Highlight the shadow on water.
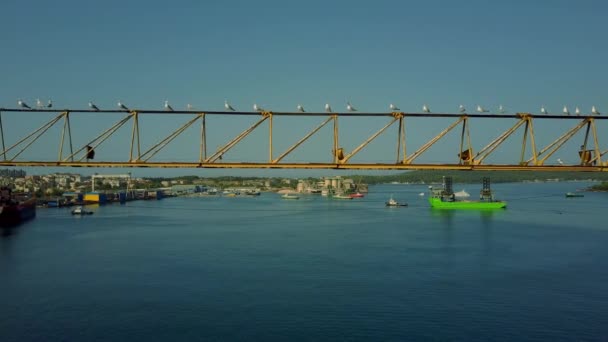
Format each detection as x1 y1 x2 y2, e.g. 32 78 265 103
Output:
1 227 16 263
430 208 456 226
431 209 502 268
430 207 503 219
431 208 501 246
1 226 17 237
480 211 495 259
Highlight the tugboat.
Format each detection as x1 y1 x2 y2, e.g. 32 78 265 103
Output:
429 177 506 209
565 192 584 198
0 187 36 227
385 195 407 207
71 206 93 215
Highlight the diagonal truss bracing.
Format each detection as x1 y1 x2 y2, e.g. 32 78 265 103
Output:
0 108 606 171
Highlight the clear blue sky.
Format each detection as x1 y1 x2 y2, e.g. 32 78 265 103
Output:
1 0 606 177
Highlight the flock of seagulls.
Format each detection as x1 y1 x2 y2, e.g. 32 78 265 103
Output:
18 99 51 109
10 99 603 116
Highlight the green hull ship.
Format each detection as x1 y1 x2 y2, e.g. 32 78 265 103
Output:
429 176 506 210
429 196 506 209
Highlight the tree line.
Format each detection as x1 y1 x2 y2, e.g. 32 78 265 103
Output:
348 170 608 185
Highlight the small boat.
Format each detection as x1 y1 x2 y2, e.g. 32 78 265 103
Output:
282 193 299 200
386 196 407 207
71 206 93 215
333 194 353 200
349 192 364 198
418 192 425 196
565 192 584 198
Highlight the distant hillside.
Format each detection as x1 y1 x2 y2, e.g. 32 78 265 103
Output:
351 170 608 185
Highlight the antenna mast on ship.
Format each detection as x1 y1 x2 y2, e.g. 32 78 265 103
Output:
480 177 493 201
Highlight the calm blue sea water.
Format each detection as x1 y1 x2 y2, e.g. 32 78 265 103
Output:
1 182 607 341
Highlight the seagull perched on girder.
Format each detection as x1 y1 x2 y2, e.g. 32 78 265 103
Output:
18 99 31 109
325 103 332 113
541 105 548 115
253 103 264 112
297 104 305 112
575 107 581 115
476 105 488 113
187 104 193 110
346 102 357 112
592 106 600 115
224 100 235 111
118 101 129 111
164 100 173 111
498 104 506 114
89 101 99 111
389 103 400 111
563 106 570 115
557 158 564 165
36 98 43 109
459 104 466 113
47 99 52 108
422 104 431 113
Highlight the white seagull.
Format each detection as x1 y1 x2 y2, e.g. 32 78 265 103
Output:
557 158 564 165
47 99 52 108
253 103 264 112
18 99 31 109
224 100 235 111
575 107 581 115
325 103 332 113
36 99 44 109
592 106 600 115
346 102 357 112
118 101 129 111
187 104 193 110
498 104 506 114
164 100 173 111
296 104 305 112
563 106 570 115
89 101 100 111
459 104 466 113
389 103 400 111
422 104 431 113
541 105 548 115
476 105 488 113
